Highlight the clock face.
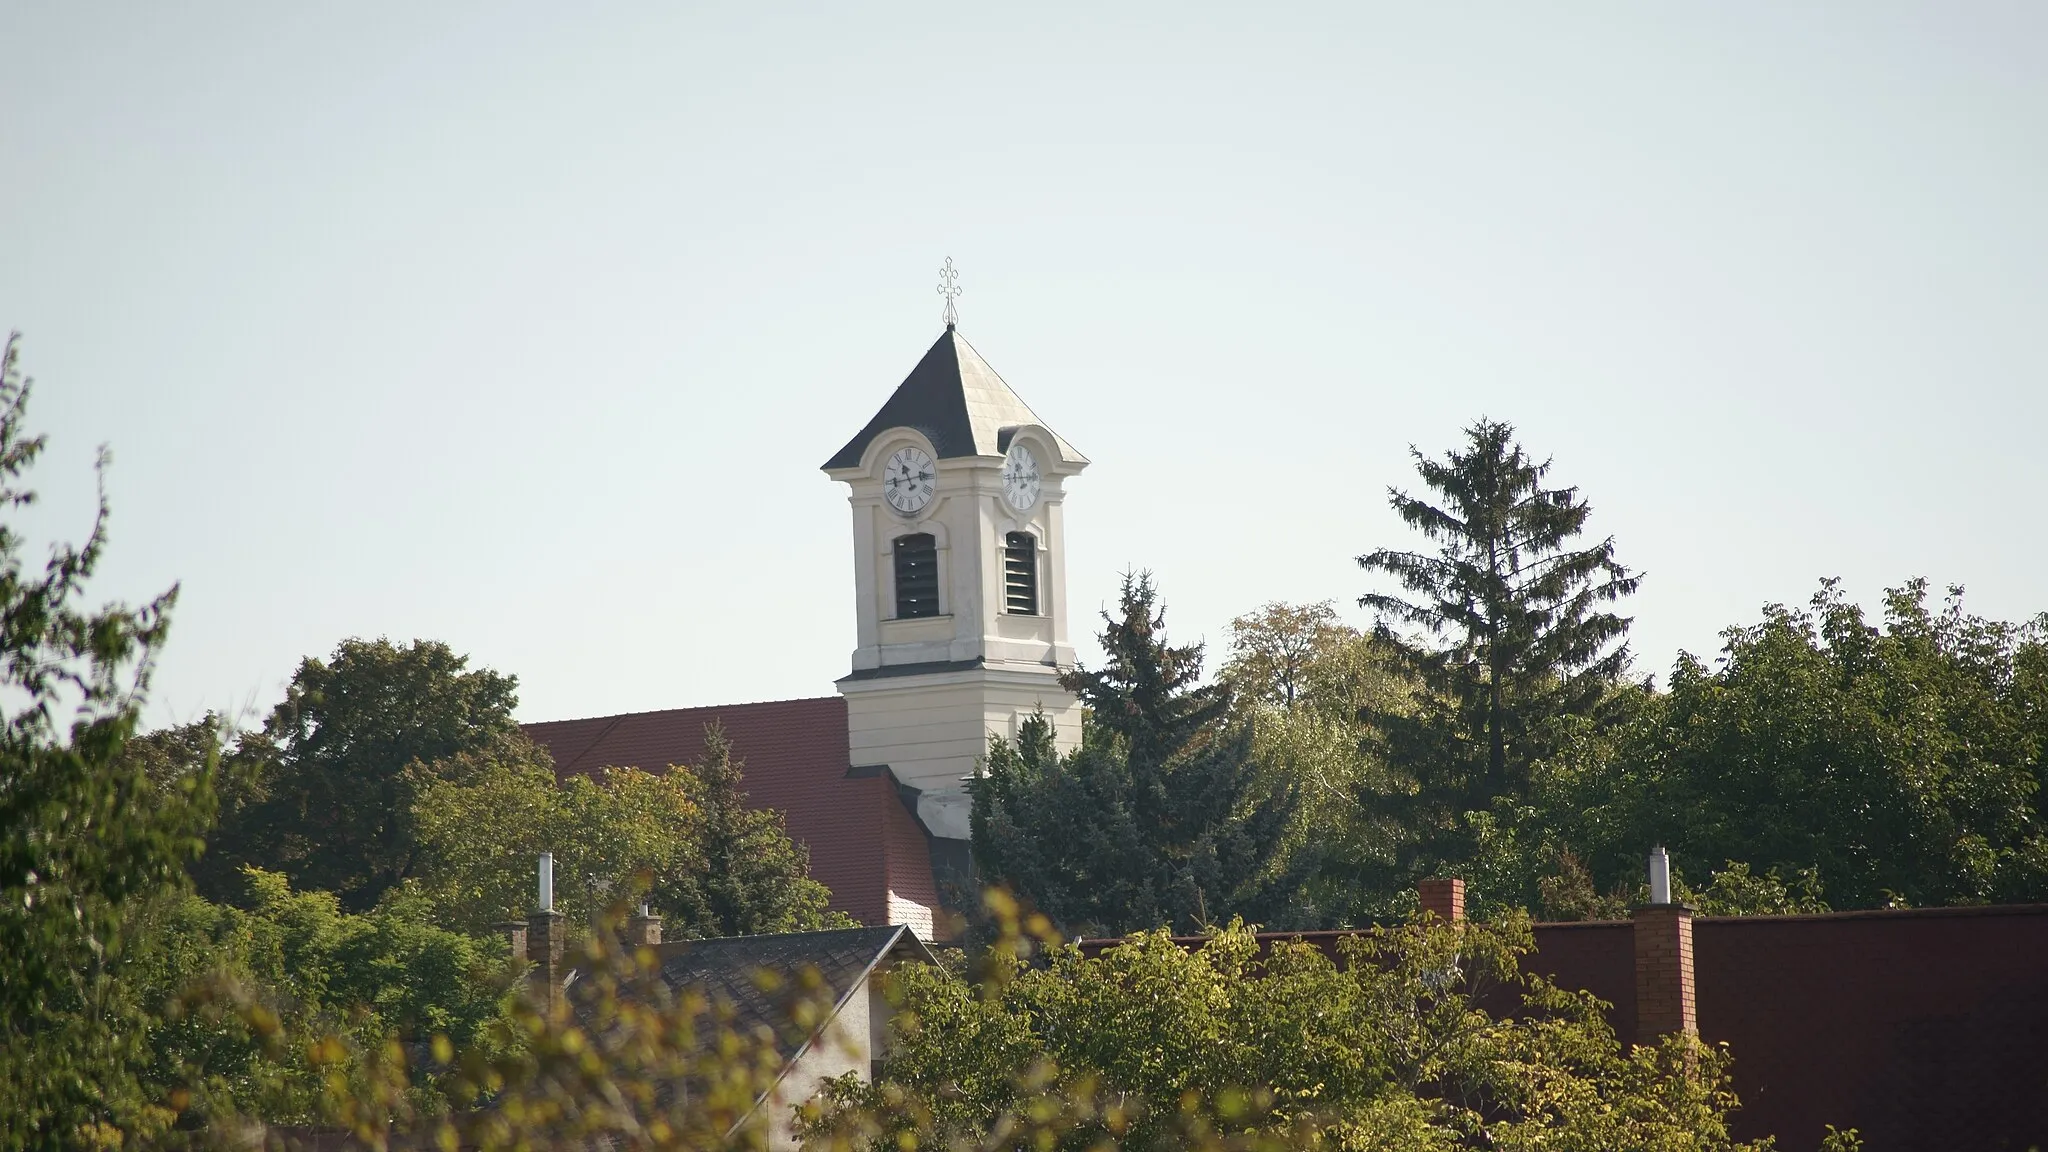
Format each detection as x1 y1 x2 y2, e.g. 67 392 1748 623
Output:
883 446 937 514
1001 444 1041 511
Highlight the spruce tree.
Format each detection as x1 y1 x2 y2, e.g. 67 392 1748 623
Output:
1356 418 1638 881
655 724 842 937
972 573 1301 935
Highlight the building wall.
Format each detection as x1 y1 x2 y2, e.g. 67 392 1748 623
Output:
1525 906 2048 1152
758 971 875 1152
1522 921 1637 1041
1694 907 2048 1152
841 668 1084 795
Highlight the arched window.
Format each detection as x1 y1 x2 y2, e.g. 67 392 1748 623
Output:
893 534 940 618
1003 532 1038 615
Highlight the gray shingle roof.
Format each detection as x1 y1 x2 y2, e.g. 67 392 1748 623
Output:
600 925 934 1064
822 328 1084 470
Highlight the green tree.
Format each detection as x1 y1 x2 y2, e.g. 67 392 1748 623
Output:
138 869 510 1130
811 898 1775 1152
653 725 844 938
1221 601 1411 721
218 638 525 910
1219 602 1416 924
411 744 705 936
0 333 214 1146
223 892 1332 1152
1530 579 2048 909
411 728 845 940
118 715 226 796
1356 418 1638 885
973 573 1301 935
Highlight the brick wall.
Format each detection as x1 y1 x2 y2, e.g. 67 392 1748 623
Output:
1631 904 1696 1038
1530 904 2048 1152
1418 877 1465 924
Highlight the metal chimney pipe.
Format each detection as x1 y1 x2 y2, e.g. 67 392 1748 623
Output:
539 852 555 912
1648 845 1672 905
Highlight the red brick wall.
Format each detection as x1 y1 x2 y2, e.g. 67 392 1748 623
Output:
1632 905 1697 1039
1418 878 1465 924
1526 905 2048 1152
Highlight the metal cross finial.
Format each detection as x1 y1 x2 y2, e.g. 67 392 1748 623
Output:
937 257 962 329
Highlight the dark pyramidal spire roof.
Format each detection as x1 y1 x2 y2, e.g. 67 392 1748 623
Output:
822 327 1084 471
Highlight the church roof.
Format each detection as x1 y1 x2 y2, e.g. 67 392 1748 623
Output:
822 327 1085 470
522 697 937 932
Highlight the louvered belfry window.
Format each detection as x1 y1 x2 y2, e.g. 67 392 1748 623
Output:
893 534 940 618
1004 532 1039 615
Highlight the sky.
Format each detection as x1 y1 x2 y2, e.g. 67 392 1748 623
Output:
2 4 2044 729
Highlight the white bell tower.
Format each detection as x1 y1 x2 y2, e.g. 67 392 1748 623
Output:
822 321 1088 876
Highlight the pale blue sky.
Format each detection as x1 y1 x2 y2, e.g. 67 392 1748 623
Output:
3 4 2043 729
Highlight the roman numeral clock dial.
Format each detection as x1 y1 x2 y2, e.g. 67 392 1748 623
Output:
884 446 936 513
1002 444 1041 511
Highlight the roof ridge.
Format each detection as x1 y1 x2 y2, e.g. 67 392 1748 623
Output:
660 924 904 947
524 695 844 729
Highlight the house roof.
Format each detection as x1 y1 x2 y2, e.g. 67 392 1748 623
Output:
556 924 937 1138
522 698 937 931
638 925 935 1061
821 328 1084 470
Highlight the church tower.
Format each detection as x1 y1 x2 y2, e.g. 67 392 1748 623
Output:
823 319 1087 885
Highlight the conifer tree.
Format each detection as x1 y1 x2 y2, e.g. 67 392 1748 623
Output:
973 573 1302 934
655 724 844 937
1356 418 1638 881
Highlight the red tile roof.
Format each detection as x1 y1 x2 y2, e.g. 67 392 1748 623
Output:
523 697 933 931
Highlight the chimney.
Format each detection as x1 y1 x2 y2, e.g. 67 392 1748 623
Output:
1418 877 1465 925
626 902 663 948
497 920 529 965
526 852 566 1012
1632 846 1697 1041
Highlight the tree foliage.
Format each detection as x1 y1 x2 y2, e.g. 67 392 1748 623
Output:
217 897 1323 1152
1219 602 1416 923
410 743 706 937
973 573 1301 935
811 894 1773 1152
655 725 844 938
173 889 1840 1152
1356 418 1638 886
1222 602 1408 717
212 637 526 911
136 868 510 1132
0 333 214 1146
411 725 845 940
1512 578 2048 911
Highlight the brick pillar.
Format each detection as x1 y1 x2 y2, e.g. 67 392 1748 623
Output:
497 920 529 967
1632 902 1697 1041
1418 878 1465 925
625 905 663 948
527 909 567 1012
